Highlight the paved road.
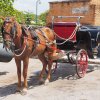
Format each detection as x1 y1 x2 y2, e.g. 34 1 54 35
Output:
0 58 100 100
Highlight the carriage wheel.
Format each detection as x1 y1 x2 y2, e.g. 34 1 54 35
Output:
45 61 57 74
76 49 88 78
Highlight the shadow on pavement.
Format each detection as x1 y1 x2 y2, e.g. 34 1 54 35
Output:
28 63 78 87
0 71 9 76
0 63 97 98
28 63 97 87
0 83 17 97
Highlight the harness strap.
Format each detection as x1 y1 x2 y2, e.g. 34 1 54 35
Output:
38 28 50 42
21 25 29 36
30 29 38 40
10 23 16 38
38 28 56 46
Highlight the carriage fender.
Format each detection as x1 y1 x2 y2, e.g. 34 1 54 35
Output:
96 32 100 43
76 30 93 58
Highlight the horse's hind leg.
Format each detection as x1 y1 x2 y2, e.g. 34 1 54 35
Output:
15 58 22 92
38 54 48 84
45 60 53 84
22 57 29 93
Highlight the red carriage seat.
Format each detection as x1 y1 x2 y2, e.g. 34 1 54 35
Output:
53 22 77 42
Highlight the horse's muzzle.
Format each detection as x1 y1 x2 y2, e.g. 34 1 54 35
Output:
4 40 15 51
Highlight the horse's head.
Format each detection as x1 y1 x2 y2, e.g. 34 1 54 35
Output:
1 17 16 51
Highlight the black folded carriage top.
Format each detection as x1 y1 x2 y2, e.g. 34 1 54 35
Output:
0 44 13 62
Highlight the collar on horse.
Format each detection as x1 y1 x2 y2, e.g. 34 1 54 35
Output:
12 25 30 57
14 37 28 57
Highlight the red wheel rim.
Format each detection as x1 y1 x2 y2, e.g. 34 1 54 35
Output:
76 49 88 78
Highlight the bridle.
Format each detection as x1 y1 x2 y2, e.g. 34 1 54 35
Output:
2 20 16 38
2 18 29 57
2 18 17 51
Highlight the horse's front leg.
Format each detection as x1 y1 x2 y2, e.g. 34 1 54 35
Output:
23 57 29 94
15 58 21 92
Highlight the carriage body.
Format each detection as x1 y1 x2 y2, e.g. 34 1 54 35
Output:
52 16 94 57
49 16 89 78
53 22 76 41
51 16 82 50
53 22 77 50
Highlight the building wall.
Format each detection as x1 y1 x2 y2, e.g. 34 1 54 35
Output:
91 0 100 5
91 0 100 26
94 5 100 25
46 0 100 26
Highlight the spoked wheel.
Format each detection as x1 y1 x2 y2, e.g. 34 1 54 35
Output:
45 61 57 74
76 49 88 78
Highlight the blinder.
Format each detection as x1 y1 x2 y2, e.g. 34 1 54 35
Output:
10 23 16 39
2 19 17 38
1 26 4 38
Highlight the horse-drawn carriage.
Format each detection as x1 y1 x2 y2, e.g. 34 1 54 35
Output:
0 16 90 93
48 16 88 78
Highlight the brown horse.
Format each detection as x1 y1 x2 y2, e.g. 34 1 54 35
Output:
1 17 57 93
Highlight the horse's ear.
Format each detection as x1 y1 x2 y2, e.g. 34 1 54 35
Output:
0 16 5 20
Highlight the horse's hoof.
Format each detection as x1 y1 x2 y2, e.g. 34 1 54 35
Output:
21 88 27 95
16 87 22 93
44 79 49 85
38 78 45 85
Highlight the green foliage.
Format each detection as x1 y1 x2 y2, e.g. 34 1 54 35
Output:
0 0 48 27
39 11 49 25
0 0 35 25
0 0 15 26
0 0 15 16
24 12 35 25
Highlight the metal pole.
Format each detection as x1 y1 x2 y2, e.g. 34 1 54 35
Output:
36 0 38 25
36 0 40 26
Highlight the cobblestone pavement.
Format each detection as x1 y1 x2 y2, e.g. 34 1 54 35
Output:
0 58 100 100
